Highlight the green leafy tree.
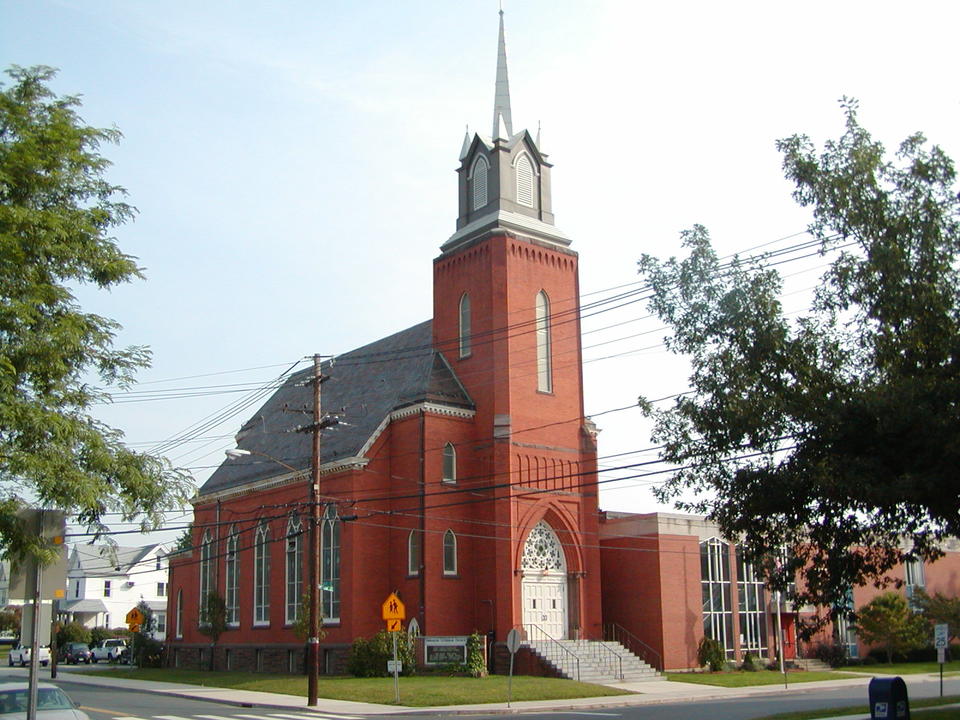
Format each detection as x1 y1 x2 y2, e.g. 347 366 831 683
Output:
696 636 726 672
198 590 227 671
55 620 91 646
638 99 960 627
0 66 192 564
912 588 960 643
854 592 927 663
0 609 19 635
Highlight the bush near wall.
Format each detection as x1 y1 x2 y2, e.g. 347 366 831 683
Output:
347 631 415 677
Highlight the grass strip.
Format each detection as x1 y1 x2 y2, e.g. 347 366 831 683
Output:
79 669 634 706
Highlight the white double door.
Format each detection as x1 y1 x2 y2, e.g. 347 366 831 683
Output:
522 573 567 640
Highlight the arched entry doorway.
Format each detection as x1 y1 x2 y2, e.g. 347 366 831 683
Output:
520 521 567 639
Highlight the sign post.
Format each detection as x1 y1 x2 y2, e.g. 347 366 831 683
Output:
934 623 949 697
505 628 521 708
381 593 406 704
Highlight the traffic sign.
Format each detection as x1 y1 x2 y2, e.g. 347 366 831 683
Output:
935 624 949 649
381 592 405 621
506 628 521 654
386 618 402 632
126 607 145 627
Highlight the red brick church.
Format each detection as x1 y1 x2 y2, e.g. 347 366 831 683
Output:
167 11 605 674
167 13 960 676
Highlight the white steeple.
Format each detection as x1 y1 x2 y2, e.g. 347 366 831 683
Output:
491 9 513 140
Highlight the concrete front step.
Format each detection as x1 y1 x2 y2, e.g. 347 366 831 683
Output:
526 638 660 683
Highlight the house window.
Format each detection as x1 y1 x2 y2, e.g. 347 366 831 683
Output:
459 293 471 358
535 290 552 392
285 515 303 625
470 155 489 211
74 581 80 598
155 612 166 634
225 526 239 625
905 557 925 608
736 547 767 656
103 581 111 598
443 530 458 576
442 443 457 484
175 589 183 638
701 537 733 658
321 505 340 622
408 531 421 576
515 153 534 207
198 529 213 612
254 521 271 625
157 582 166 597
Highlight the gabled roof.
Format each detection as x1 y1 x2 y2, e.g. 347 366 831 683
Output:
69 544 166 577
199 320 474 498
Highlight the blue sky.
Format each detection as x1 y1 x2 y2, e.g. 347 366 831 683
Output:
3 0 959 543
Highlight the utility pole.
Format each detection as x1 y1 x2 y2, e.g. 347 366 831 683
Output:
304 354 338 707
308 354 323 707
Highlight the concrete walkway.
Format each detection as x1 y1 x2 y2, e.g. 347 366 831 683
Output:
19 666 957 717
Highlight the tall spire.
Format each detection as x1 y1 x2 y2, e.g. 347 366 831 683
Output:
492 8 513 140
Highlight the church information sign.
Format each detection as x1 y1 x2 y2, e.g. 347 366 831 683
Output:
423 636 469 666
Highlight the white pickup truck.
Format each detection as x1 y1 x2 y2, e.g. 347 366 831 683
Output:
90 638 128 663
7 644 51 666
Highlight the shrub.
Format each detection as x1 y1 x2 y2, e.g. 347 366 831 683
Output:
56 622 91 646
741 651 758 671
347 630 415 677
131 635 163 667
462 632 487 678
697 636 726 672
814 641 849 668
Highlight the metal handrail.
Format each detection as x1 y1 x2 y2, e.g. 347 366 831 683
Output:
603 622 663 672
592 638 624 679
519 624 581 681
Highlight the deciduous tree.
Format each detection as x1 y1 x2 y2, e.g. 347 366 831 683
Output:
639 100 960 628
854 592 927 663
0 66 191 564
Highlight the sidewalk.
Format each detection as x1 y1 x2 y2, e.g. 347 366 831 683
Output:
29 666 955 717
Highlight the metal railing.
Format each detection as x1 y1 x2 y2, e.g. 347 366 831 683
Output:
590 638 624 680
603 622 663 672
520 624 581 681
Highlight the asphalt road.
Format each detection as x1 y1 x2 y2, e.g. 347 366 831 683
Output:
1 667 957 720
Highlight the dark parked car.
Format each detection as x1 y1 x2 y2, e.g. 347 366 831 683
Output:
59 643 93 665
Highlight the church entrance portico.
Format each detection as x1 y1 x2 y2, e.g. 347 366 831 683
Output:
520 521 568 640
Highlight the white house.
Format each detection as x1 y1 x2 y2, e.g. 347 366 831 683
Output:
62 544 169 640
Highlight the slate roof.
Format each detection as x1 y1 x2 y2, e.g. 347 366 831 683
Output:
199 320 474 498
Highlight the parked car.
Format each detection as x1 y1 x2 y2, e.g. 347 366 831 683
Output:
7 645 50 667
0 681 91 720
90 639 127 663
59 643 93 665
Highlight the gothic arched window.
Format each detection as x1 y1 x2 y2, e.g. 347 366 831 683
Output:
470 155 489 211
225 525 239 625
442 443 457 484
408 530 421 576
321 505 341 621
459 293 471 358
516 153 534 207
253 521 271 625
443 530 458 575
285 515 303 625
198 530 213 614
536 290 552 392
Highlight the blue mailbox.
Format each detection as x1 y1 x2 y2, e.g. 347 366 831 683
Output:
868 676 910 719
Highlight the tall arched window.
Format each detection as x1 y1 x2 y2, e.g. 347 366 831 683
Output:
254 521 271 625
535 290 552 392
442 442 457 484
459 293 471 358
443 529 458 576
175 588 183 638
285 515 303 625
515 153 534 207
321 505 341 622
224 526 239 626
408 530 421 576
198 530 213 613
470 155 489 211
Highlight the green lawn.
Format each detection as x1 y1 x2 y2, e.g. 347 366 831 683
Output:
752 696 960 720
80 668 634 706
666 669 856 687
841 660 960 676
